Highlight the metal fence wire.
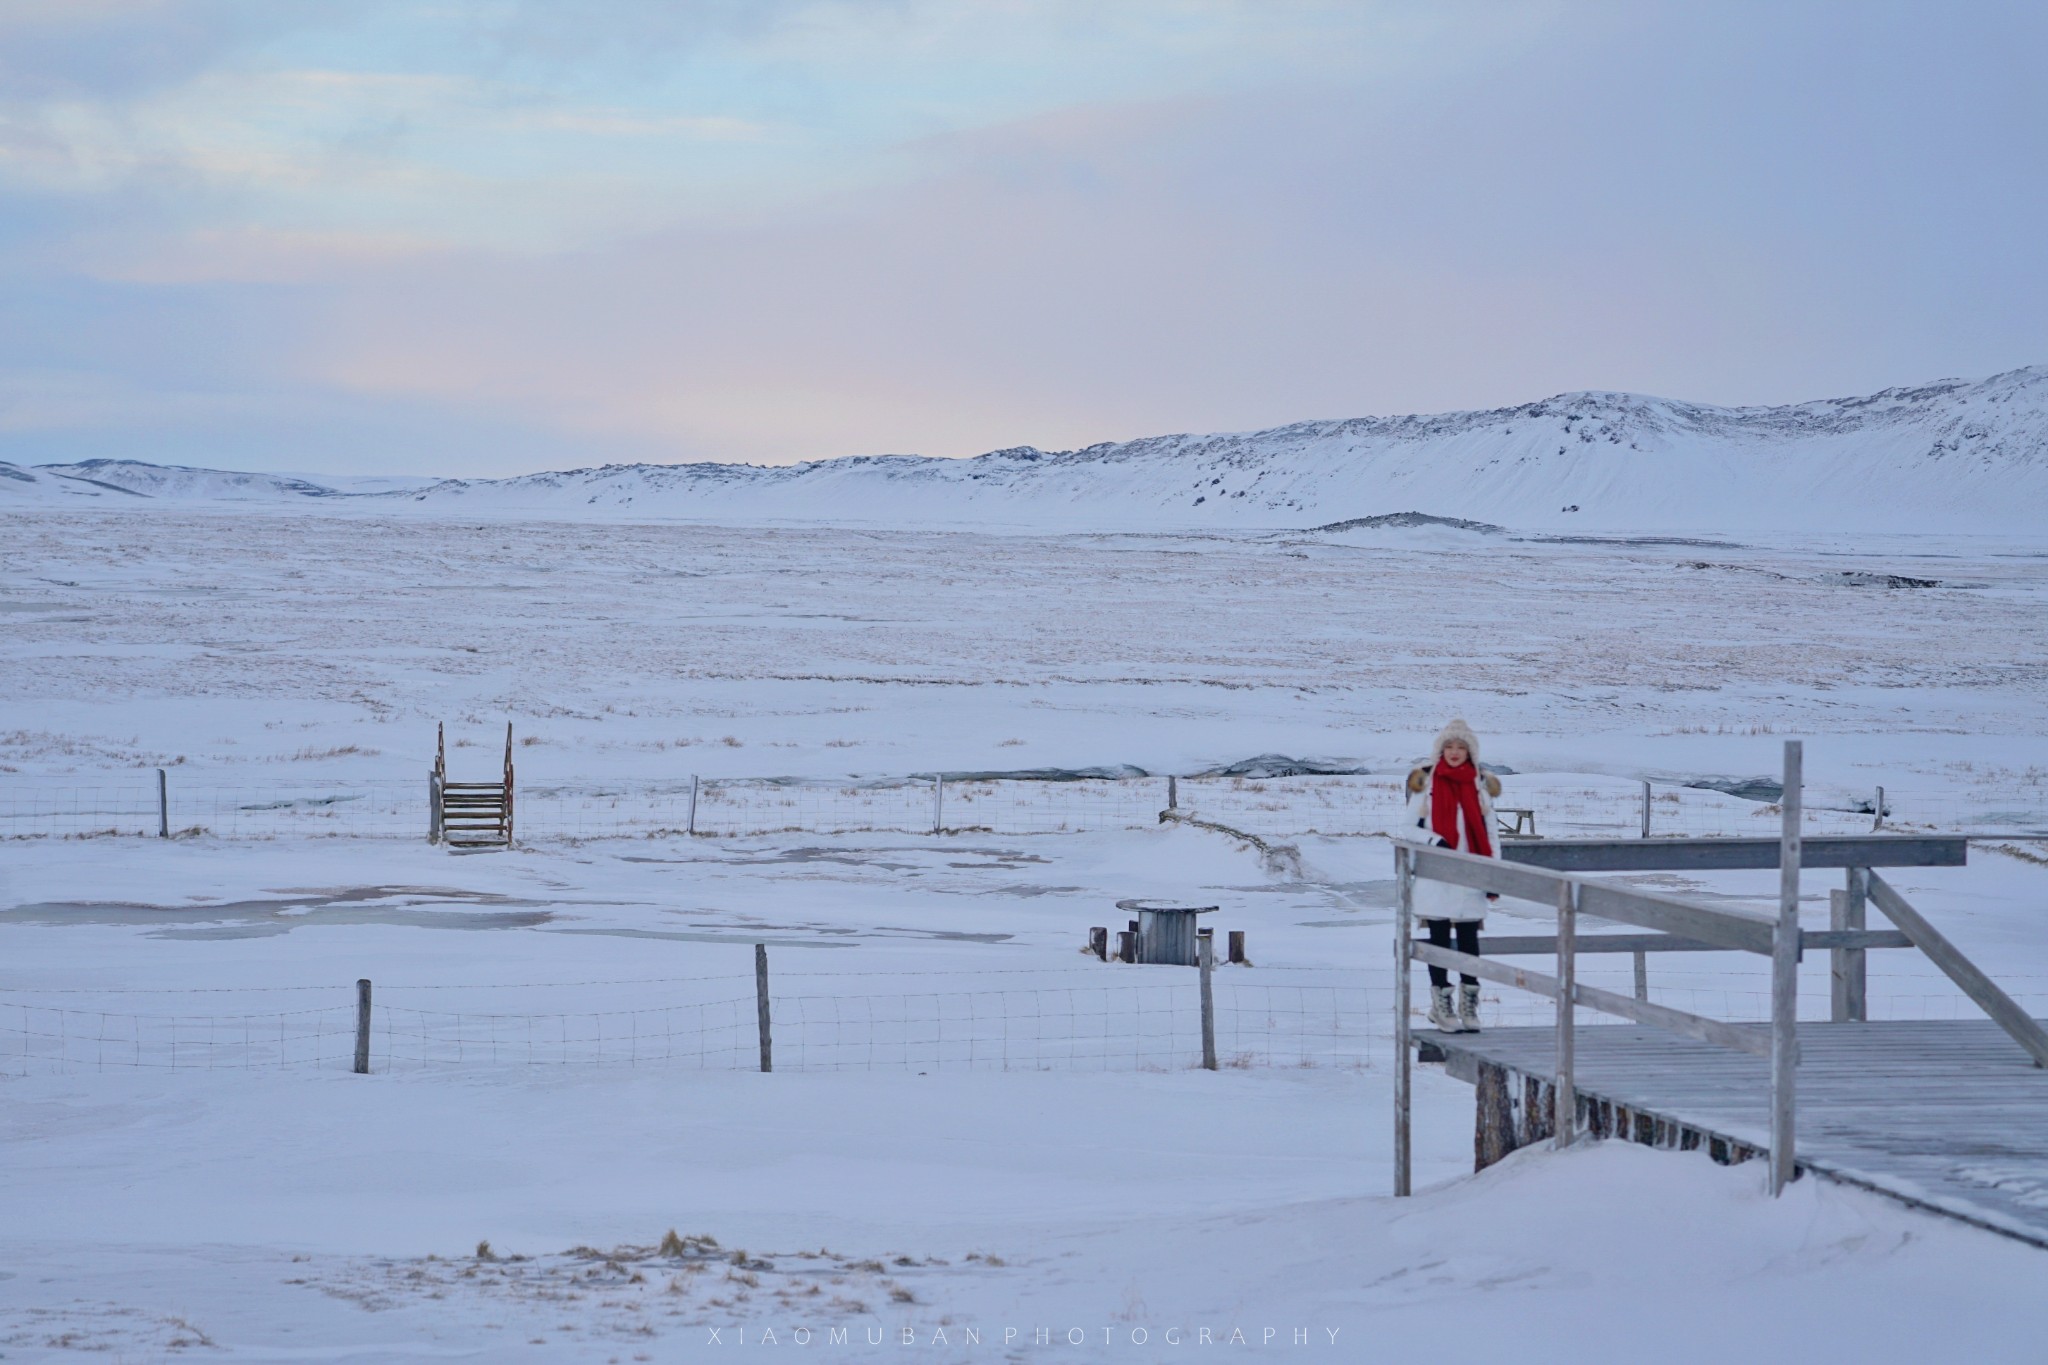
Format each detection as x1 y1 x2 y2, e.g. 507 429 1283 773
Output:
2 769 2043 841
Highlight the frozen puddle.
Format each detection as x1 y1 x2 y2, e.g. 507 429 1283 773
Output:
0 885 562 939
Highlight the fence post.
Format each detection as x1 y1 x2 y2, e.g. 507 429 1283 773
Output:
933 776 944 834
1640 780 1652 838
1167 775 1178 810
157 768 169 839
1872 785 1885 832
1632 947 1648 1002
354 978 372 1074
428 769 442 844
1555 879 1576 1149
1199 929 1217 1071
755 943 772 1073
1769 740 1802 1195
687 775 699 836
1393 843 1413 1195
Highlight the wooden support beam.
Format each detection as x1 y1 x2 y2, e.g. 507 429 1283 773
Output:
1867 873 2048 1069
1503 835 1967 873
1770 740 1802 1197
1393 844 1413 1197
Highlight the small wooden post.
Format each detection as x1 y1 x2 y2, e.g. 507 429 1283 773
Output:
755 943 772 1073
354 978 372 1075
1393 844 1413 1196
1632 948 1648 1002
1228 929 1246 965
1116 930 1137 963
933 776 944 834
1167 775 1178 810
1769 740 1802 1196
687 774 699 836
1872 785 1885 831
428 769 441 844
1089 926 1108 962
1555 879 1576 1150
1198 929 1217 1071
156 768 169 839
1640 780 1652 838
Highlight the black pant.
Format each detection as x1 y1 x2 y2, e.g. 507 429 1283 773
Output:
1425 918 1480 989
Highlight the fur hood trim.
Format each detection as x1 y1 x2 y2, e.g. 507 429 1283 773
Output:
1407 762 1502 799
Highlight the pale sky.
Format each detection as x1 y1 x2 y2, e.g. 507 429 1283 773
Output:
3 1 2045 476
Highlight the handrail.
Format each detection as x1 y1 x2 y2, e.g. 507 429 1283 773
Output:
1394 740 1811 1200
1406 842 1777 953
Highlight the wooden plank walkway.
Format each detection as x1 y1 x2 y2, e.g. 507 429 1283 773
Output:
1421 1020 2048 1250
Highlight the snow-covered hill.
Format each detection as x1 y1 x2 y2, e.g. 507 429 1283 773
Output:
7 367 2048 530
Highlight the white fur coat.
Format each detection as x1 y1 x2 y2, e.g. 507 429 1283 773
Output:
1395 762 1502 923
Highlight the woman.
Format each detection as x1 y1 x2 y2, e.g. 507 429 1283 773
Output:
1401 718 1503 1033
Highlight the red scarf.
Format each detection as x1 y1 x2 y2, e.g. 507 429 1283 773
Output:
1430 759 1492 857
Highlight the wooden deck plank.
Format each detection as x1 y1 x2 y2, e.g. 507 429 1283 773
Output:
1418 1019 2048 1249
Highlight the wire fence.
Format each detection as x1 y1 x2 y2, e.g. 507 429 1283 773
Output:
6 958 2041 1080
0 966 1378 1078
2 769 2043 841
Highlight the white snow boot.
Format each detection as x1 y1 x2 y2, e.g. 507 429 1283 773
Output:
1428 985 1464 1032
1458 983 1483 1033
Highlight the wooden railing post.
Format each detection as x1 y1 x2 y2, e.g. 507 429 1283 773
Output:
1555 879 1577 1149
1393 843 1414 1196
157 768 169 839
1770 740 1802 1195
1832 867 1869 1022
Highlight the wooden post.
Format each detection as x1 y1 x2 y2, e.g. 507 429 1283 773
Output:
1393 844 1414 1195
1831 868 1869 1023
1228 929 1246 965
1872 785 1885 831
1640 780 1652 838
157 768 169 839
755 944 772 1073
1089 926 1108 962
1769 740 1802 1195
503 723 515 845
687 774 699 836
933 776 944 834
1117 929 1137 963
1199 930 1217 1071
1632 947 1648 1003
354 978 372 1075
1555 879 1576 1150
1167 775 1178 810
1475 1063 1517 1170
428 770 441 844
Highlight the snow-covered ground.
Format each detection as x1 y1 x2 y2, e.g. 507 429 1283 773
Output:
3 506 2047 1360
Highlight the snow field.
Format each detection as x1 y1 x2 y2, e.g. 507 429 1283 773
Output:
4 508 2048 1359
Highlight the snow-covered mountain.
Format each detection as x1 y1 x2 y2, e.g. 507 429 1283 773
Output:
6 367 2047 531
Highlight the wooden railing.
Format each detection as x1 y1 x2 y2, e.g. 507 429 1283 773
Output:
1393 740 2048 1201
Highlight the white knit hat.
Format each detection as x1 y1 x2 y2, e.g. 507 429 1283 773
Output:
1432 718 1480 763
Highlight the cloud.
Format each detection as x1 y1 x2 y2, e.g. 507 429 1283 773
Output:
2 1 2045 477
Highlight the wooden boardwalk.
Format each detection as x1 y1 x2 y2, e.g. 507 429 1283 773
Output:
1421 1020 2048 1250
